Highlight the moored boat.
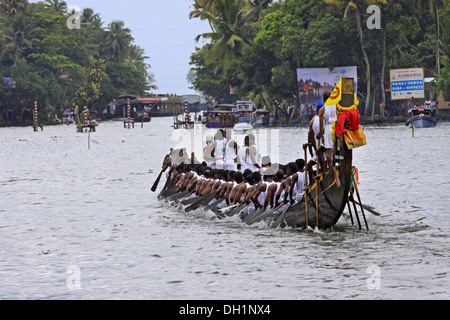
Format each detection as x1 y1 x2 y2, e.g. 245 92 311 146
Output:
252 109 270 127
204 104 238 128
406 106 437 128
233 100 255 131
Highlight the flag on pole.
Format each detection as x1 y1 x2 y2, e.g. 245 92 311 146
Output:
325 77 342 106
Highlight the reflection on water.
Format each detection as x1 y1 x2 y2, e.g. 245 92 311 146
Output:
0 119 448 299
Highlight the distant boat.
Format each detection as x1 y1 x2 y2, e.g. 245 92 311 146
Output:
233 122 254 132
406 105 437 128
135 111 151 123
252 109 270 127
232 100 255 131
204 104 238 128
234 100 254 123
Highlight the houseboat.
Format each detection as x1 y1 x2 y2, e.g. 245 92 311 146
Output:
204 105 238 128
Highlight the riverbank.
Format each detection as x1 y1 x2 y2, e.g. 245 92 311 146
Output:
1 115 449 128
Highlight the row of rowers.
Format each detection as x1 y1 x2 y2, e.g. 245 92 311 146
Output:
167 129 264 172
165 158 307 215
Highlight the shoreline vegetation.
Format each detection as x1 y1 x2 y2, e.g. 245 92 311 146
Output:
0 0 156 125
1 1 449 127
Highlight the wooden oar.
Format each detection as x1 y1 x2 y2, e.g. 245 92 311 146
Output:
172 190 193 202
346 198 355 225
246 203 284 225
204 198 225 211
243 206 264 223
185 192 217 212
352 200 381 217
315 176 320 230
349 192 362 231
352 183 369 231
219 203 238 213
270 203 294 228
314 137 322 230
158 184 179 198
151 154 171 192
226 203 248 217
303 145 310 228
180 194 201 206
161 174 172 193
151 169 165 192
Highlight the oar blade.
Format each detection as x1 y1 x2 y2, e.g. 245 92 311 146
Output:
151 170 164 192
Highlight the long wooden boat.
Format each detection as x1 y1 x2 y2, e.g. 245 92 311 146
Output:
157 78 366 230
157 135 353 230
283 136 352 229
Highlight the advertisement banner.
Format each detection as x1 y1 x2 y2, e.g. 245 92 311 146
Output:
296 66 358 106
390 68 425 100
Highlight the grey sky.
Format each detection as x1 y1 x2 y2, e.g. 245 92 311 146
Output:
32 0 211 95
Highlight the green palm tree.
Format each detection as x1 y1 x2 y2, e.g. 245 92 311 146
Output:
127 44 150 75
44 0 67 13
413 0 448 76
0 14 32 67
195 0 253 74
0 0 30 16
105 20 134 63
435 55 449 100
189 0 218 32
245 0 272 22
324 0 387 119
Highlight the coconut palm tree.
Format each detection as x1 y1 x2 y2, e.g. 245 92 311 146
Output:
413 0 448 76
44 0 67 13
105 20 134 63
324 0 387 118
0 0 30 16
189 0 219 32
195 0 253 74
127 44 150 76
435 55 449 100
0 14 32 67
245 0 273 22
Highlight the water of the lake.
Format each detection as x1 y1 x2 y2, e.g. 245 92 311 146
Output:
0 117 448 300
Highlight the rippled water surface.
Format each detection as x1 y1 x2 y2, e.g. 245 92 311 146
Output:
1 118 449 300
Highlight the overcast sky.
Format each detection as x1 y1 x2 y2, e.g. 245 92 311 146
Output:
32 0 211 95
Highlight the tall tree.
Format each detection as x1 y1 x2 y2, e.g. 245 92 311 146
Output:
413 0 448 75
324 0 387 114
105 20 134 63
0 0 30 16
195 0 253 74
0 13 32 67
43 0 67 13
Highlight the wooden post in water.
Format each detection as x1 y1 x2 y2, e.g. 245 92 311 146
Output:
124 98 134 129
32 101 42 131
127 99 131 128
184 101 190 130
83 106 88 132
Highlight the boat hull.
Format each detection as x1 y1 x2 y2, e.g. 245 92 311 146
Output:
406 116 436 128
206 123 235 128
159 136 353 230
283 137 353 229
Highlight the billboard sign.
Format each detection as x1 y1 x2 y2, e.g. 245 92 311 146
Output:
297 66 358 105
390 68 425 100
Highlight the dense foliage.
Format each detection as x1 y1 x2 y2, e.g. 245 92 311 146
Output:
0 0 155 124
188 0 449 120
